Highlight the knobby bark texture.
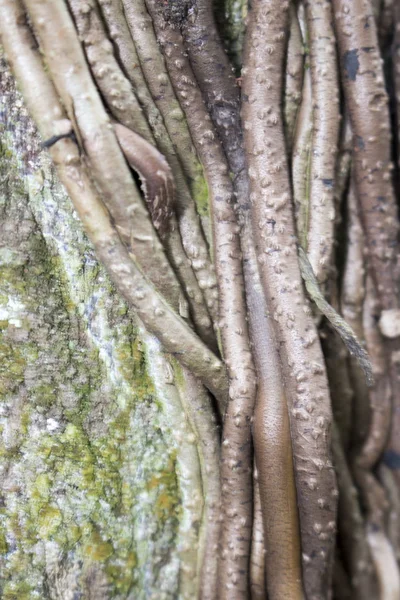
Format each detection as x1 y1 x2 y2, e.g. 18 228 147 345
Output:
1 0 400 598
242 3 336 598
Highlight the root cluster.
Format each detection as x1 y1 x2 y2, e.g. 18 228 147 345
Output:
1 0 400 597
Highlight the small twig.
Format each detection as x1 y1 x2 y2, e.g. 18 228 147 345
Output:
333 0 400 312
341 179 370 452
250 474 266 600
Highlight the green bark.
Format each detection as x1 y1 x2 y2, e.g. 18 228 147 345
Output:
0 53 195 599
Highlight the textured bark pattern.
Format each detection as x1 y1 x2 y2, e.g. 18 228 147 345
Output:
141 5 258 596
2 0 400 598
333 0 400 311
214 0 247 74
333 0 400 522
304 0 339 285
292 9 313 252
332 424 378 599
242 3 337 598
67 0 218 335
0 53 201 600
284 5 304 152
177 5 304 598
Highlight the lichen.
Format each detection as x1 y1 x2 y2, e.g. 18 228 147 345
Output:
190 169 210 218
0 57 183 599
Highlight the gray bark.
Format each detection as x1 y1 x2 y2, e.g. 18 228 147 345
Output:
0 52 198 600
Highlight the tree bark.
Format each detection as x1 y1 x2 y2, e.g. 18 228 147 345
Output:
0 50 194 600
2 0 400 598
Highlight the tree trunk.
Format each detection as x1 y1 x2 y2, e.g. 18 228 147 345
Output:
2 0 400 598
0 51 195 599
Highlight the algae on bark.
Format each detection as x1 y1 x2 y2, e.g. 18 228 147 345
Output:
0 54 201 600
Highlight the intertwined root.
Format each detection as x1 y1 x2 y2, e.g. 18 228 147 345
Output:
1 0 400 598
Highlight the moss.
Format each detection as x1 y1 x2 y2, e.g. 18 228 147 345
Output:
146 454 180 524
68 524 82 546
191 170 210 217
30 382 56 409
0 337 26 396
116 331 155 399
37 506 63 539
0 530 8 555
0 267 28 296
85 528 114 561
19 407 31 435
2 581 33 600
106 550 137 595
0 98 182 598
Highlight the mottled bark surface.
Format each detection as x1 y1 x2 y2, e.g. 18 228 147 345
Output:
0 53 198 600
2 0 400 598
